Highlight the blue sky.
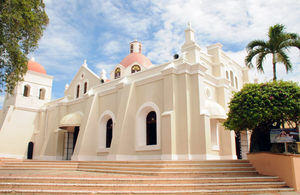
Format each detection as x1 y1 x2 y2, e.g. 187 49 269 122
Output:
2 0 300 103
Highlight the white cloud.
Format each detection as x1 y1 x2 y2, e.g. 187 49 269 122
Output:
144 0 300 81
89 1 154 38
147 0 300 50
33 1 85 73
95 62 116 76
145 24 183 64
102 41 122 56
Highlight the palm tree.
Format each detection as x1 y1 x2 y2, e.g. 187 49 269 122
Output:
245 24 300 81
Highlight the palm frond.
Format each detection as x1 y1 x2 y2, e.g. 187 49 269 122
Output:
287 33 299 40
256 52 268 73
277 51 293 72
280 39 300 50
246 40 267 51
268 24 285 40
245 24 299 79
245 47 268 69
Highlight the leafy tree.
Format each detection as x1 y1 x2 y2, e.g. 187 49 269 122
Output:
245 24 300 81
0 0 48 93
223 81 300 152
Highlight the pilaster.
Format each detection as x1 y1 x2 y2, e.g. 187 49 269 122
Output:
161 68 177 159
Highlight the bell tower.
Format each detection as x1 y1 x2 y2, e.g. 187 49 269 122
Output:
184 22 195 44
130 40 142 53
181 22 201 64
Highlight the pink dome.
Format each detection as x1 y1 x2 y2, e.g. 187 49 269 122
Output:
27 60 46 74
119 53 152 68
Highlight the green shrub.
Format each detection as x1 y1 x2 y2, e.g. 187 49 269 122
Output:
224 81 299 152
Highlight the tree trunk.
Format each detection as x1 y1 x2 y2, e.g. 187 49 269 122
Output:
272 54 277 81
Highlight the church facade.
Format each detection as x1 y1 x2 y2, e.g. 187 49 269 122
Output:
0 25 249 160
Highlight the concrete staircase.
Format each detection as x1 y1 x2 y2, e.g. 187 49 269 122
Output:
0 159 294 194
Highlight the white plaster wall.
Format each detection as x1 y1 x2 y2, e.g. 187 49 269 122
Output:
65 66 100 99
0 108 39 158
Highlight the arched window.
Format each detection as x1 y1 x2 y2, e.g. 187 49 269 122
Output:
136 102 161 151
76 85 80 98
39 88 46 100
84 82 88 94
230 71 234 87
115 68 121 79
23 85 30 97
106 119 113 148
226 71 229 79
235 77 238 89
98 110 115 152
146 111 157 145
131 65 141 74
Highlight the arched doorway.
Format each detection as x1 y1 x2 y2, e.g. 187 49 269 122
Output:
106 119 113 148
27 142 34 159
62 126 80 160
146 111 157 145
59 112 82 160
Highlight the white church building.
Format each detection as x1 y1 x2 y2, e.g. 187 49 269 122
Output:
0 24 249 161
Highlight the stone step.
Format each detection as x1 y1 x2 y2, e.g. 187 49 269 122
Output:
0 176 281 184
77 165 255 172
77 168 259 176
2 160 251 168
0 187 294 194
0 167 78 171
4 160 250 165
4 162 79 165
14 159 250 164
0 158 21 161
0 181 288 190
3 166 255 171
77 162 253 168
2 163 253 169
0 159 294 194
1 164 78 168
1 160 256 173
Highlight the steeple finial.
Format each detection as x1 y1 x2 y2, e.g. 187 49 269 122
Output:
82 59 87 67
65 83 69 90
100 69 107 81
184 22 195 44
187 21 192 29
